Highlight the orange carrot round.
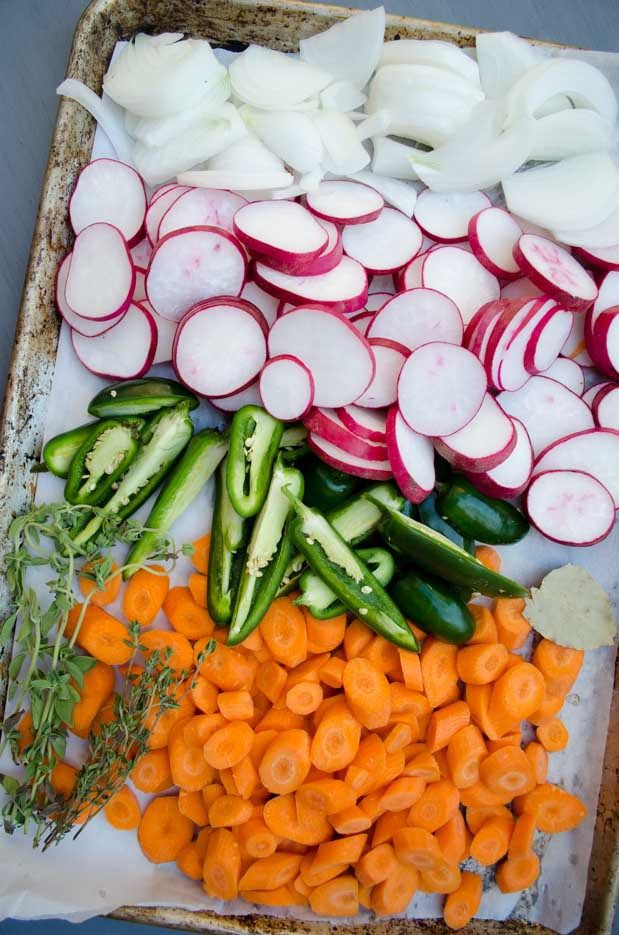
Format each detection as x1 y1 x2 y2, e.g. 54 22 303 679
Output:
191 534 211 574
209 794 253 828
217 690 254 721
297 778 356 815
123 565 170 627
420 859 462 894
508 814 537 860
407 779 460 833
456 643 509 686
524 742 548 785
488 662 545 728
479 746 535 798
69 661 115 738
469 815 514 866
443 871 483 930
343 657 391 729
176 841 205 880
286 681 323 715
436 810 470 865
356 843 398 887
204 721 255 770
260 596 307 668
258 729 311 794
304 609 347 653
188 573 207 609
191 676 218 715
514 783 587 833
72 605 133 665
426 700 471 753
203 827 241 900
141 629 194 673
236 818 279 859
420 639 459 710
309 875 359 917
138 796 194 863
104 785 141 830
536 718 569 752
475 546 501 572
495 853 540 893
79 559 121 607
371 861 419 915
178 789 209 826
393 827 443 870
310 704 361 772
131 748 173 793
446 724 487 789
466 605 498 644
532 639 584 694
494 598 531 650
164 586 215 640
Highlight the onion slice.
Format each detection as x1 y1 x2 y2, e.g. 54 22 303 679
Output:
56 79 134 165
230 45 332 109
504 58 618 128
300 7 385 89
380 38 480 86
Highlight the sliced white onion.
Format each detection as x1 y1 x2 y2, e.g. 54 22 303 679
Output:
475 31 542 98
356 111 391 143
313 111 371 174
56 79 134 165
320 80 367 112
380 39 480 86
371 137 420 181
129 72 231 147
504 59 618 128
344 170 418 218
301 7 385 89
230 45 332 109
553 204 619 250
178 169 294 191
529 108 613 162
244 108 323 174
209 133 286 174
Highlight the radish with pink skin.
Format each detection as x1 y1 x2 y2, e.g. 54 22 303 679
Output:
150 183 178 204
574 243 619 272
398 342 487 438
524 305 574 375
468 207 522 280
305 180 383 225
268 305 375 407
173 297 267 398
560 312 593 367
253 255 368 314
145 185 190 244
498 375 594 457
241 281 279 328
582 381 613 409
483 298 546 391
386 405 435 504
304 408 388 461
532 428 619 508
586 305 619 378
414 190 491 244
146 226 247 323
590 271 619 330
55 253 124 337
210 381 262 412
233 200 328 268
259 355 315 421
70 158 147 246
434 394 517 473
368 288 463 352
543 357 585 396
464 299 510 359
354 337 408 409
500 277 543 300
513 234 598 311
526 470 615 546
71 302 156 379
65 223 135 322
464 417 533 499
396 253 425 291
350 310 374 336
335 405 387 442
307 433 392 480
593 384 619 430
341 208 423 274
303 218 344 275
159 188 247 239
421 245 500 325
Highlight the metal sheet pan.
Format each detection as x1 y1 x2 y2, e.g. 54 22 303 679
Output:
0 1 616 932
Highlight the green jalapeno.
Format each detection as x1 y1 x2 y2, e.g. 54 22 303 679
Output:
297 546 396 620
64 419 143 507
226 406 284 518
436 475 529 545
88 378 198 418
390 570 475 644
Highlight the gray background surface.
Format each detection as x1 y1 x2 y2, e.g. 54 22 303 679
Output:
0 1 618 934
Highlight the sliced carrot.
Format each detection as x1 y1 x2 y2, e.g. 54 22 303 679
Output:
420 859 462 894
488 662 545 731
297 778 356 815
358 790 387 823
197 639 256 691
217 767 238 795
436 809 470 865
256 707 306 733
494 598 531 650
263 794 331 846
312 833 367 871
536 718 569 752
466 605 499 644
342 657 391 729
309 874 359 917
475 545 501 572
371 861 418 915
361 634 401 678
434 747 451 781
79 559 121 607
311 703 361 772
528 682 565 726
465 805 512 835
132 748 173 793
260 596 307 668
344 733 387 795
356 842 398 887
393 826 443 871
202 783 225 811
204 721 255 770
402 751 441 783
509 814 537 860
456 643 509 686
407 779 460 832
191 534 211 574
287 681 324 715
379 776 426 812
420 639 459 710
188 572 207 609
217 690 254 722
241 884 307 907
259 729 311 794
372 809 408 847
443 871 483 930
239 852 303 891
329 804 372 834
384 722 414 754
177 841 205 881
138 796 194 863
426 701 471 753
459 782 512 808
446 724 487 790
71 604 133 665
390 683 431 717
300 855 348 888
69 661 115 738
532 639 584 694
255 659 287 704
319 656 346 689
141 629 194 673
203 827 241 900
191 676 218 715
209 794 253 828
344 618 373 660
398 649 423 691
524 742 548 784
486 731 522 753
495 853 540 893
169 719 216 792
236 818 279 859
469 814 514 865
104 785 141 830
179 789 209 826
250 729 278 767
232 755 259 800
163 586 215 640
304 609 347 653
146 682 196 750
466 684 506 742
514 783 587 833
479 746 535 798
122 565 169 627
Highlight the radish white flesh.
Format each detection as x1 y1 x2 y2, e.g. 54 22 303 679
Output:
586 306 619 378
513 234 598 312
354 338 408 409
305 408 388 461
70 159 146 246
560 312 593 367
159 187 247 238
148 303 176 365
524 306 574 374
146 226 246 323
259 355 314 422
386 405 435 503
398 342 487 437
307 433 392 480
253 256 367 315
65 223 134 322
305 181 383 225
494 299 562 391
350 310 374 336
335 405 387 443
414 190 491 243
369 274 395 295
526 470 615 546
234 201 328 268
131 237 152 270
173 297 267 397
543 357 585 396
397 254 425 291
365 292 391 313
341 208 423 274
593 384 619 431
268 305 375 407
501 277 543 300
72 302 156 378
241 281 279 328
575 243 619 272
591 271 619 329
56 253 123 337
498 375 594 457
434 394 516 472
421 245 500 325
465 417 533 499
468 207 522 279
304 219 344 276
532 428 619 508
483 297 546 391
582 382 613 409
145 185 190 244
368 288 463 352
150 183 178 204
210 381 262 412
464 298 506 357
346 170 418 220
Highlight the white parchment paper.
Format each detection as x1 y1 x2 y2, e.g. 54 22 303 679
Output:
1 39 618 934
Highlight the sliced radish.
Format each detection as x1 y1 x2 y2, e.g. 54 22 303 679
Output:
498 375 594 457
241 281 279 328
210 381 262 412
335 405 387 442
368 288 463 351
55 252 123 337
307 433 392 480
524 306 574 374
150 183 178 204
526 470 615 546
158 187 248 240
350 310 374 336
65 223 134 322
146 226 246 323
483 297 546 391
583 381 613 409
71 302 156 379
414 190 491 244
464 417 533 499
354 337 408 409
145 185 190 244
259 355 314 422
233 200 328 267
591 270 619 330
560 312 593 367
513 234 598 311
305 180 384 225
304 408 388 461
147 302 176 365
133 269 147 303
386 405 435 503
268 305 375 407
543 357 585 396
586 306 619 378
574 243 619 272
532 428 619 508
593 384 619 430
421 245 500 325
365 292 391 313
305 219 344 275
369 274 395 295
130 237 152 270
501 277 543 300
396 253 425 291
341 208 423 274
464 298 507 357
173 297 267 397
434 394 516 473
468 207 522 280
398 342 487 437
70 158 146 246
253 256 368 315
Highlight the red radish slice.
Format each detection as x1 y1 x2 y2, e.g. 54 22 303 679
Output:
398 342 487 438
305 219 344 275
341 208 423 274
71 302 156 379
593 384 619 430
365 292 391 313
147 226 247 323
70 158 146 246
234 201 328 268
513 234 598 312
268 305 375 407
483 297 545 391
583 381 613 409
253 256 368 315
150 182 178 204
464 299 509 358
386 405 435 504
147 302 176 365
259 355 314 421
574 243 619 272
278 301 296 317
305 180 384 225
131 237 152 271
464 417 533 499
350 310 374 336
304 408 388 461
307 433 392 480
145 185 190 244
241 281 279 328
468 207 522 280
421 245 500 325
532 428 619 508
173 297 267 397
159 188 247 239
368 288 463 352
354 337 407 409
586 306 619 378
396 253 425 291
210 381 262 412
498 375 594 458
524 306 574 374
591 270 619 330
526 470 615 546
335 405 387 442
434 394 516 473
133 269 147 303
369 274 395 295
543 357 585 396
55 253 123 337
65 223 134 322
414 191 491 244
560 312 593 367
501 277 543 300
